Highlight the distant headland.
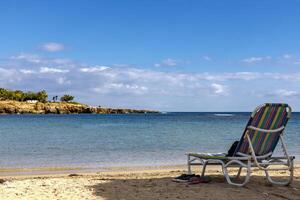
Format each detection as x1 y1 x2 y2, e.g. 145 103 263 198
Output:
0 88 158 114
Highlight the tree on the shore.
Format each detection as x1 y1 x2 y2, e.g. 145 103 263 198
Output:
36 90 48 103
14 90 25 101
60 94 74 102
52 96 59 102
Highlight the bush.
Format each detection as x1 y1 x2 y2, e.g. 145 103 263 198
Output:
0 88 48 102
60 94 74 102
36 90 48 103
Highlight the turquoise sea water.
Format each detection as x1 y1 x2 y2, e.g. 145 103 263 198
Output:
0 113 299 168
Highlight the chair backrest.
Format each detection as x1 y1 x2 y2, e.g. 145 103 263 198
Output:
234 103 291 156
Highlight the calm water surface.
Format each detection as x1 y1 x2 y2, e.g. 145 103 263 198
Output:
0 113 299 168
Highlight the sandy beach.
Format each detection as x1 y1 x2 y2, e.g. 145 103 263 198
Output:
0 165 299 200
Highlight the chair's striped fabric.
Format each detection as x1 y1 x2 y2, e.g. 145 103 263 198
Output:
235 104 290 156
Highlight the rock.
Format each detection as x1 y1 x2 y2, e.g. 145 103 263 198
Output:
4 105 16 113
0 100 159 115
44 105 57 114
68 174 79 177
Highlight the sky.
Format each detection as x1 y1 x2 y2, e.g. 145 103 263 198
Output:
1 0 300 111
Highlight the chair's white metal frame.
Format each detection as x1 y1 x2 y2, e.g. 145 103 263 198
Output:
186 104 295 187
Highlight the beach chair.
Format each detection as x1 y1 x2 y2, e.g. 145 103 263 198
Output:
186 103 295 186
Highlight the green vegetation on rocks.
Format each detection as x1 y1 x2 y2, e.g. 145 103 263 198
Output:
60 95 74 102
0 88 48 102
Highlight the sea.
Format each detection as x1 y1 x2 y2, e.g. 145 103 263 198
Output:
0 112 299 169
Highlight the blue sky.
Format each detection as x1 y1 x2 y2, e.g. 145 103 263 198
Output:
1 0 300 111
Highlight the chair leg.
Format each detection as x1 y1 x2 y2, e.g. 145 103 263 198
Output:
187 155 192 174
264 159 294 186
223 159 251 187
236 167 242 179
201 161 208 177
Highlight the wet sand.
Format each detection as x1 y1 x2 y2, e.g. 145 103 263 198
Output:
0 164 300 200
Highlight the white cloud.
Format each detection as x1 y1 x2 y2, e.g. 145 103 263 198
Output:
80 66 110 72
278 54 300 65
40 67 69 73
293 61 300 65
5 52 300 110
265 56 272 59
56 77 71 85
243 57 263 63
162 58 178 66
242 56 271 63
198 72 261 81
109 83 148 91
210 83 228 95
0 68 17 78
112 64 131 67
155 58 179 67
10 53 41 63
269 89 299 97
52 58 72 64
94 83 148 95
283 54 292 59
20 69 36 74
9 53 74 67
202 56 212 61
0 68 20 84
41 42 65 52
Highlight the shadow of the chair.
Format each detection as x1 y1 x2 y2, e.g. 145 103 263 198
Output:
87 174 300 200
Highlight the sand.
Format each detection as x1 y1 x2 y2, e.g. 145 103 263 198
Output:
0 165 300 200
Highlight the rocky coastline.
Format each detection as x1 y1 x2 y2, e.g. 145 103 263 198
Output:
0 101 159 114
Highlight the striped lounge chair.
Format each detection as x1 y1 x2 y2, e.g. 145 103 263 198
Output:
186 103 295 186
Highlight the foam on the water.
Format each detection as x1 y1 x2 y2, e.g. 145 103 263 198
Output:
213 113 234 117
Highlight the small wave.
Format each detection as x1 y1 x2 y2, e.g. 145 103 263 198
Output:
213 113 234 117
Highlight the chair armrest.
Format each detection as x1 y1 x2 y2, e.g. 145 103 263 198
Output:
247 125 284 133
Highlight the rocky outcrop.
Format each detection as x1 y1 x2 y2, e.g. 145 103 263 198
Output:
0 101 159 114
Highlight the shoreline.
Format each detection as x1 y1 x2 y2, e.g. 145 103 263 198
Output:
0 100 159 114
1 162 299 177
0 164 186 177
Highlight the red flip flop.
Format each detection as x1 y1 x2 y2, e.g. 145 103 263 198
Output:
189 176 212 184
